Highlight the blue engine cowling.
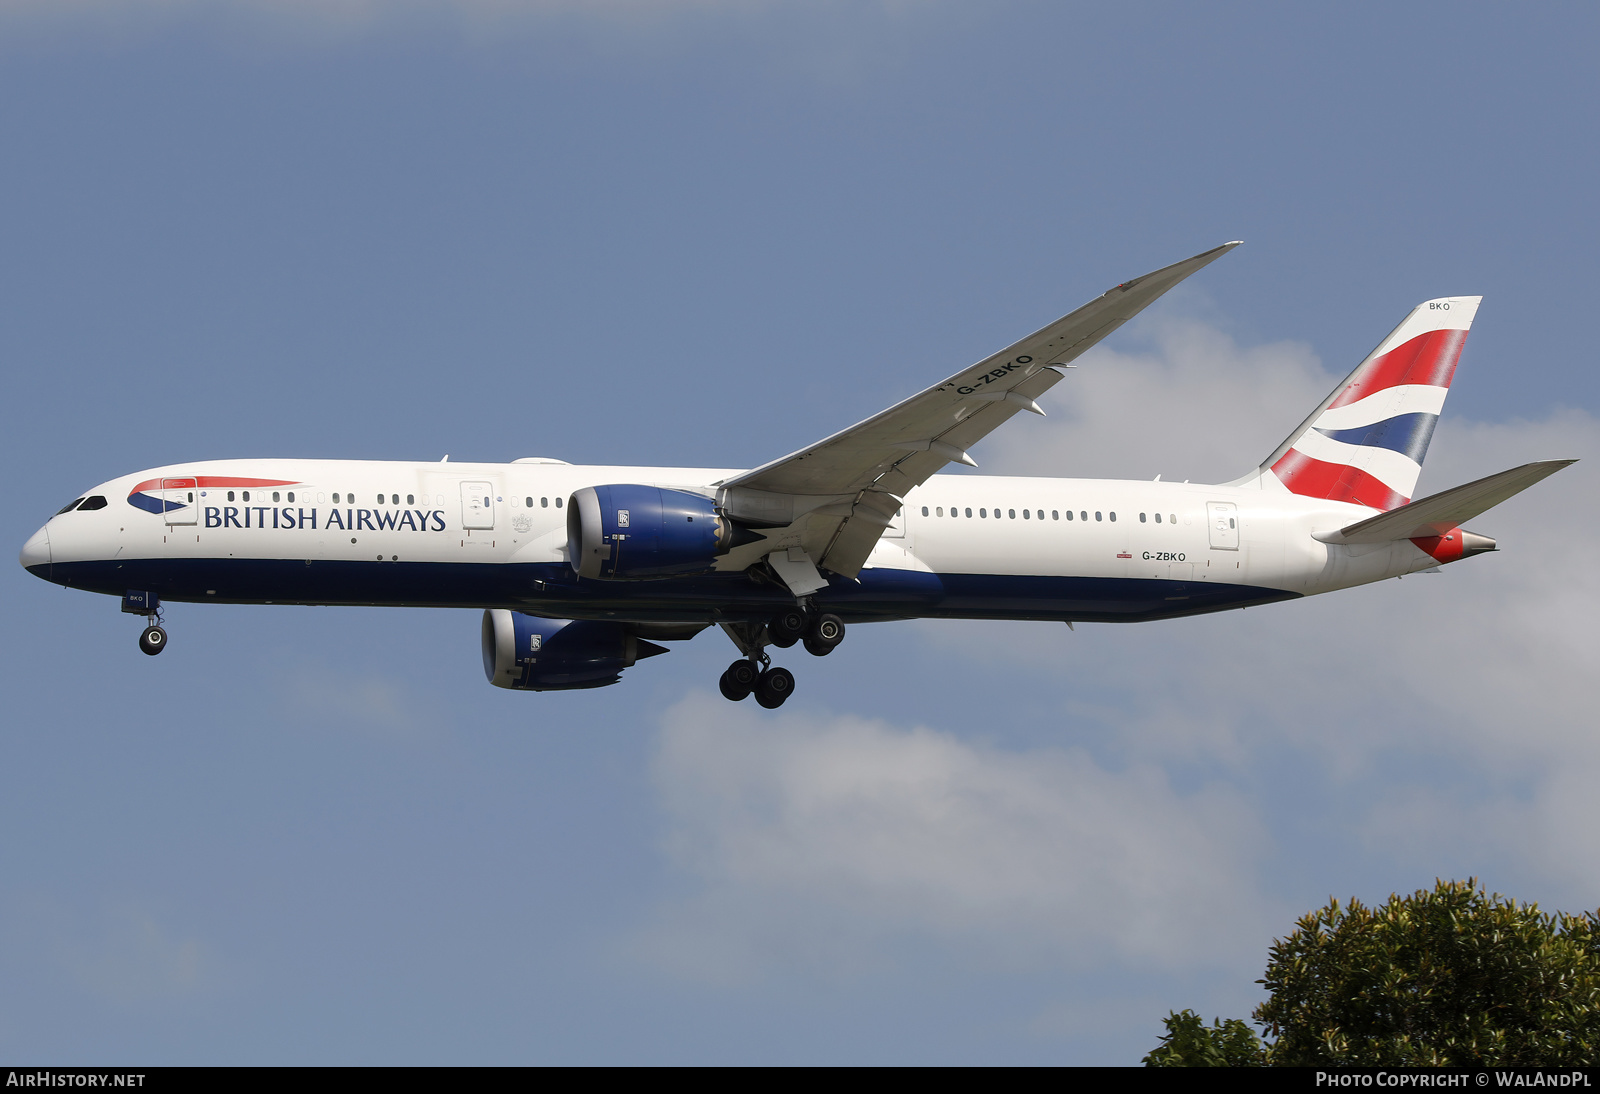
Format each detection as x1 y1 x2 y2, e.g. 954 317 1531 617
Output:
481 610 668 691
568 485 760 580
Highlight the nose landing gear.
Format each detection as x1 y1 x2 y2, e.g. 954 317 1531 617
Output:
122 590 167 656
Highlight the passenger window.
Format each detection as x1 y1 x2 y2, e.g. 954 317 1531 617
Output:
1065 510 1073 521
1022 509 1029 519
525 497 533 508
1052 510 1059 520
936 507 943 517
1140 512 1146 522
228 491 236 502
242 490 250 502
556 497 563 508
964 508 972 518
273 492 281 503
288 492 295 503
56 498 84 515
1170 514 1176 524
1229 517 1236 528
980 509 987 518
1009 509 1016 519
1094 511 1102 521
541 497 549 508
407 495 414 505
78 496 108 511
332 493 339 503
1080 511 1088 521
1036 510 1043 520
1110 512 1117 522
1155 513 1161 523
921 506 929 516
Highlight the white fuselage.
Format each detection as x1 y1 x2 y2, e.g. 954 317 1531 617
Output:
23 457 1440 625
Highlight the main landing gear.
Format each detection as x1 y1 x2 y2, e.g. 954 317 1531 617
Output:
717 606 846 707
719 658 793 708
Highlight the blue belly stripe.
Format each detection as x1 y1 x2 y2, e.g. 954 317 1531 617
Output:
40 557 1299 626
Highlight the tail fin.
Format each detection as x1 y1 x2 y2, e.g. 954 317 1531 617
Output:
1251 296 1481 511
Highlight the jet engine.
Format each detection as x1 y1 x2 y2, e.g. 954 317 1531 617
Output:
567 485 762 580
481 610 668 691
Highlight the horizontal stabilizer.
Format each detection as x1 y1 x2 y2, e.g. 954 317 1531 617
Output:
1317 460 1576 544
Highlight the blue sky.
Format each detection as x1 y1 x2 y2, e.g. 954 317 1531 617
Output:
2 1 1597 1064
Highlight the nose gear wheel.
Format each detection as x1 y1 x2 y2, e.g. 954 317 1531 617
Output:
139 625 167 656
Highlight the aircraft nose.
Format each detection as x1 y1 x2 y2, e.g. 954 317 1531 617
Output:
19 525 51 573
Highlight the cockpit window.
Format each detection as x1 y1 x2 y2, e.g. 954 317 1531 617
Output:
56 498 85 515
77 496 108 511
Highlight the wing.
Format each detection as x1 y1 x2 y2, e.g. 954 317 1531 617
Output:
718 241 1241 580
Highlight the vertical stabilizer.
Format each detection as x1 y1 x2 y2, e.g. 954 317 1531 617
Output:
1249 296 1481 511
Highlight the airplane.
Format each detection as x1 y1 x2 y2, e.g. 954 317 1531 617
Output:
19 242 1575 709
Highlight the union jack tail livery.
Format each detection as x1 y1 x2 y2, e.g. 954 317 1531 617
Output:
1253 296 1481 511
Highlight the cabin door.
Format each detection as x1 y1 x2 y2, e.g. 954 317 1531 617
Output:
1206 501 1239 550
162 478 198 526
460 482 496 530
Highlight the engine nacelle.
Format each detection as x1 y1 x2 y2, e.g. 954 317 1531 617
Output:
567 485 758 580
481 610 668 691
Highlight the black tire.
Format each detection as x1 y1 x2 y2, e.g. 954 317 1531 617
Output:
768 608 807 647
808 613 845 647
720 659 758 701
754 666 795 709
802 636 834 657
138 626 167 656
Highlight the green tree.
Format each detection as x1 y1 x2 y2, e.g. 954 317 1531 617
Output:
1145 880 1600 1066
1142 1010 1267 1066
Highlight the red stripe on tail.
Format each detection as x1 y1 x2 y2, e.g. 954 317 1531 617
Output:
1327 328 1468 409
1270 450 1409 511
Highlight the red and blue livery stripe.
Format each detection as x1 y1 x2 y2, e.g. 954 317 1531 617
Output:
126 477 299 515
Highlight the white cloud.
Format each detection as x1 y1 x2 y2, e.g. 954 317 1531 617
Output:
278 658 435 738
982 316 1335 485
635 692 1272 983
974 314 1600 901
24 899 221 1005
634 317 1599 989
